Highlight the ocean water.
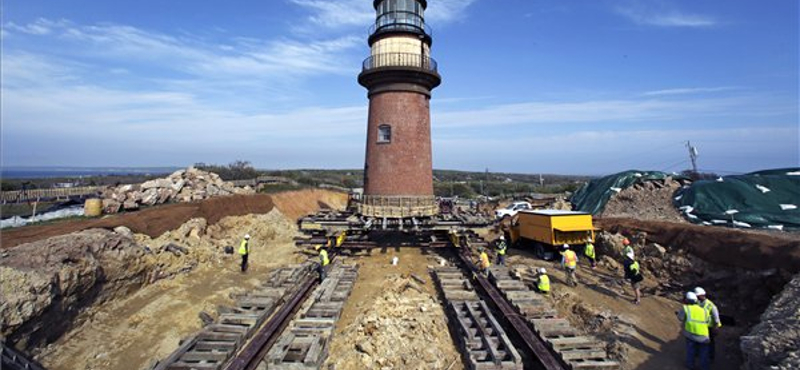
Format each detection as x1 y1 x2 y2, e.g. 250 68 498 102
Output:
1 167 180 179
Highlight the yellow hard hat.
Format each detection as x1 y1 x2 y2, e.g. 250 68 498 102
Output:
314 245 321 251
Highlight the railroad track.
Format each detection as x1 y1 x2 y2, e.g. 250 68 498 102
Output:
1 340 48 370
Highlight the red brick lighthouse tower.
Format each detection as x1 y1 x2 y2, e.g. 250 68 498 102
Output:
358 0 441 218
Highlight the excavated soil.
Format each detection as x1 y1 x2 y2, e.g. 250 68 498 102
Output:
326 249 463 370
599 178 686 223
597 217 800 272
0 189 347 370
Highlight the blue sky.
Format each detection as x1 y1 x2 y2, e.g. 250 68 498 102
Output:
2 0 797 175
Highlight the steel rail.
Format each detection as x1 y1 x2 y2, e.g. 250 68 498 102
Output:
223 275 317 370
458 249 567 370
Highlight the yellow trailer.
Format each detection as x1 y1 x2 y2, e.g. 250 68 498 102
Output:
510 210 596 259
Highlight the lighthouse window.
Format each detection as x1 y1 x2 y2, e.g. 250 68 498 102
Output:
378 125 392 143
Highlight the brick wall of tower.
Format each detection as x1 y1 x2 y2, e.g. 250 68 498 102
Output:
363 91 433 196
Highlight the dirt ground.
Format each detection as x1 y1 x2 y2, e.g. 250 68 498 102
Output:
504 249 744 370
14 190 347 370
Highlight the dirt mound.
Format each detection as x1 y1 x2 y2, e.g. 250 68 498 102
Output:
599 177 685 222
1 189 347 249
270 189 347 221
741 273 800 370
597 217 800 272
325 273 456 369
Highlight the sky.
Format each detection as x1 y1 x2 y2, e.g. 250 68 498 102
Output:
1 0 798 175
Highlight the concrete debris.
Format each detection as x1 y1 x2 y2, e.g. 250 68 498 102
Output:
100 167 254 214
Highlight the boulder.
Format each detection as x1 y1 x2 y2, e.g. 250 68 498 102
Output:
102 199 121 214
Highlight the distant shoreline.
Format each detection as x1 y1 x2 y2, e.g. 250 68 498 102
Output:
1 167 181 179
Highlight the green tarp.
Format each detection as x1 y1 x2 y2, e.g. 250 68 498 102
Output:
570 170 680 215
673 168 800 230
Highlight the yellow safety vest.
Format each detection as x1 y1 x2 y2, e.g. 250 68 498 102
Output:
563 250 577 268
238 239 249 255
684 304 710 338
320 249 330 266
585 242 595 259
701 299 722 328
630 261 640 275
623 245 634 257
479 252 491 269
497 241 507 256
538 274 550 293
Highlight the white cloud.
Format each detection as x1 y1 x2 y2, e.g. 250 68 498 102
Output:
3 19 360 81
289 0 478 30
643 86 740 96
616 2 717 28
426 0 478 23
289 0 374 29
431 96 787 130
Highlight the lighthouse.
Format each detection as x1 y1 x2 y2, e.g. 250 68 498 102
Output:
358 0 441 218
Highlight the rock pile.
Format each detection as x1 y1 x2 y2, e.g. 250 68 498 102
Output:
100 167 254 214
741 273 800 370
325 274 458 370
600 177 685 222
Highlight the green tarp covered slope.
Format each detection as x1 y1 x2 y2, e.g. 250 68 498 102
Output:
570 170 680 215
674 168 800 230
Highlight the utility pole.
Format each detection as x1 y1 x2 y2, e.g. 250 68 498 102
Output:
686 141 699 174
539 174 544 187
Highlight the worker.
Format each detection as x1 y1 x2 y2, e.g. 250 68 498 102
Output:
535 267 550 294
496 235 508 266
317 245 330 281
239 234 250 272
622 238 634 258
584 238 596 269
561 244 578 286
623 251 643 304
695 287 722 362
677 291 711 370
477 247 491 275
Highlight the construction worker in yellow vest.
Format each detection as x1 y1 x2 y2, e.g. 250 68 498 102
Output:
678 291 711 370
535 267 550 294
316 245 330 281
496 235 508 266
561 244 578 286
239 234 250 272
584 238 596 269
695 287 722 362
622 238 634 258
477 247 491 276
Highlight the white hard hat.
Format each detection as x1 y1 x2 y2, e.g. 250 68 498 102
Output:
686 292 698 302
539 267 547 274
499 235 505 240
694 287 706 296
625 251 634 260
562 244 570 249
244 234 251 240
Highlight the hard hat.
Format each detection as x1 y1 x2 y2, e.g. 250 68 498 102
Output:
244 234 251 240
499 235 505 240
625 251 634 260
477 247 484 252
623 238 630 245
314 245 321 251
539 267 547 274
686 292 698 302
694 287 706 297
562 244 570 250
